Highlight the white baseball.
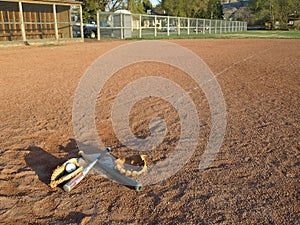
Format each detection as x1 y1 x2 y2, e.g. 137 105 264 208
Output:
65 163 77 173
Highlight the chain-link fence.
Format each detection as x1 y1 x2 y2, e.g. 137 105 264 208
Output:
88 12 247 40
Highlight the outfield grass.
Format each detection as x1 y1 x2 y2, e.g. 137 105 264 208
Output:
219 30 300 39
127 30 300 40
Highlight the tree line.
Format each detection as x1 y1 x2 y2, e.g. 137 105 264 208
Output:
249 0 300 27
81 0 300 28
157 0 223 19
82 0 153 21
81 0 223 20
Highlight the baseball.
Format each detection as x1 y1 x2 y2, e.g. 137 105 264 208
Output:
65 163 77 173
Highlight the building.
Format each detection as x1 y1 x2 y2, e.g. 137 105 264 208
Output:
0 0 83 45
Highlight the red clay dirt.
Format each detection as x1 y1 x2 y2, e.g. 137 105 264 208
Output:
0 39 299 224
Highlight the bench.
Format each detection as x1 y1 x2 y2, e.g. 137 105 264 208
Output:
0 30 63 40
0 32 23 41
42 31 63 38
0 33 13 37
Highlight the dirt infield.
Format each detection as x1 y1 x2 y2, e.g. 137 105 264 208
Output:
0 39 299 224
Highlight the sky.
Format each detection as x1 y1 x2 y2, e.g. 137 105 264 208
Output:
150 0 160 6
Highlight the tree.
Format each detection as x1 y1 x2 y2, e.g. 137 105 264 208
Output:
127 0 146 13
161 0 209 18
249 0 271 25
207 0 223 19
82 0 109 21
160 0 225 19
82 0 152 20
249 0 300 27
143 0 153 12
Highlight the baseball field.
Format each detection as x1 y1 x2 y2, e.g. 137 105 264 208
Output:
0 38 299 224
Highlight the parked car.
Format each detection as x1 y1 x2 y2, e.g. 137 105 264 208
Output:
83 20 97 38
194 26 209 33
84 21 111 39
162 24 176 32
72 25 81 38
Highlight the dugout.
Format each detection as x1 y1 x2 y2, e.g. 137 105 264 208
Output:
0 0 83 45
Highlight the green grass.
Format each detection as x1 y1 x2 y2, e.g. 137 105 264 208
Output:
219 30 300 39
127 30 300 40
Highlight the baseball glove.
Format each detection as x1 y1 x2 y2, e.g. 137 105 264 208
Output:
114 155 147 177
50 158 83 188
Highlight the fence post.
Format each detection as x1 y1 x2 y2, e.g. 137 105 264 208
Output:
203 19 206 34
97 10 100 40
177 17 180 35
187 18 190 35
209 20 211 34
69 6 73 38
214 20 217 34
167 16 170 36
53 4 59 40
120 14 123 39
18 1 26 42
79 5 84 40
220 20 222 34
195 19 198 34
139 14 142 38
154 15 157 37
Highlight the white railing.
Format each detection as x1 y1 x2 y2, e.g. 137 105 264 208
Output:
93 11 247 40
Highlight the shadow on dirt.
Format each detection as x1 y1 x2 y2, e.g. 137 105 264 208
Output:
64 211 90 224
25 139 79 185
